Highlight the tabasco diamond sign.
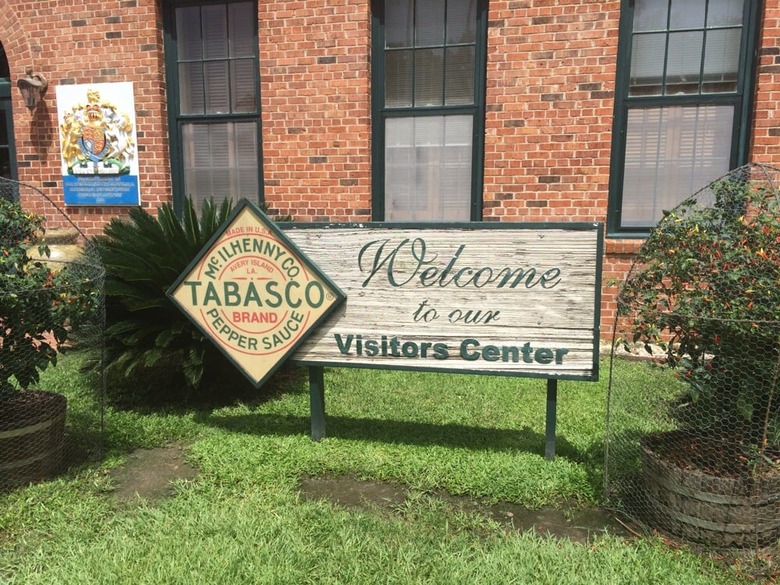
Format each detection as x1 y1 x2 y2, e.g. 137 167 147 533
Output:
167 199 346 388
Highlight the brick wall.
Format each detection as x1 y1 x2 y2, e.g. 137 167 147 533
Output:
1 0 779 334
259 0 372 222
2 0 168 233
484 0 619 224
752 2 780 165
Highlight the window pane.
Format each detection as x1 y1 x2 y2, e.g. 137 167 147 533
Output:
385 118 414 214
415 48 444 106
202 5 228 59
386 0 413 48
182 122 258 210
231 60 256 112
441 115 473 220
386 50 414 107
631 2 744 97
0 110 7 144
179 62 205 114
228 2 254 57
385 0 478 108
235 122 258 161
702 28 740 92
630 33 666 96
208 125 230 166
0 148 9 179
0 110 9 179
621 105 733 228
445 46 474 105
0 43 9 79
205 61 230 113
416 0 445 46
634 0 668 32
447 0 476 44
669 0 706 29
379 1 482 222
385 115 472 221
666 31 704 94
235 122 259 197
173 2 261 211
176 7 202 60
708 0 743 26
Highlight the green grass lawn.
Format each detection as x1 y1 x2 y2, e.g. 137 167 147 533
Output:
0 355 755 584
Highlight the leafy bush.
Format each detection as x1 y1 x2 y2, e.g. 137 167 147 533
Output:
0 197 94 396
618 173 780 456
93 198 295 407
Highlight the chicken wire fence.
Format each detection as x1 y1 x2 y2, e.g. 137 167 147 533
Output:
0 178 105 492
605 163 780 553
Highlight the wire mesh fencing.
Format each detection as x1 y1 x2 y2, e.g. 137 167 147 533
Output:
0 178 105 492
605 163 780 553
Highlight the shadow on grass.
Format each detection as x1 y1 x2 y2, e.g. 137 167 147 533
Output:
195 409 602 468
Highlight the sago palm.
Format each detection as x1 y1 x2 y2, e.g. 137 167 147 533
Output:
94 198 267 404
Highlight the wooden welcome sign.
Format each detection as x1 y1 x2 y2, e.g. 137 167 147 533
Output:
282 223 603 381
170 204 603 460
282 222 603 460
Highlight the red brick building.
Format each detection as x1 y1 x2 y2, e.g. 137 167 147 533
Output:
0 0 776 329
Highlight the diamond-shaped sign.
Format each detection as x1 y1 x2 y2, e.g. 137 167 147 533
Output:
167 199 346 388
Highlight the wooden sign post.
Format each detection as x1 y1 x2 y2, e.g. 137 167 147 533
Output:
282 222 603 460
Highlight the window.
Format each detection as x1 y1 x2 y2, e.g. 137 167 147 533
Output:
164 0 262 212
372 0 487 221
0 42 16 182
608 0 758 234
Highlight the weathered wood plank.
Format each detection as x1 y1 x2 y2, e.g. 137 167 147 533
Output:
283 224 603 380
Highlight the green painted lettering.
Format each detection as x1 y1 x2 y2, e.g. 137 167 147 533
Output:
183 281 202 304
204 262 220 280
459 338 481 361
534 348 554 364
540 268 562 289
305 281 324 308
482 345 500 362
203 282 221 305
357 238 562 291
224 282 240 306
285 281 301 308
243 281 263 306
265 281 282 307
502 346 520 362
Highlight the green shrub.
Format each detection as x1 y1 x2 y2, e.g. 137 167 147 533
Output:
0 197 95 396
618 174 780 458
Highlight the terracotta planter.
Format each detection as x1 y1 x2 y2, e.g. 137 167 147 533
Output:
640 430 780 548
0 390 67 491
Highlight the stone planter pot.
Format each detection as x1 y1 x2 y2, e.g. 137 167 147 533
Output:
640 430 780 548
0 390 67 491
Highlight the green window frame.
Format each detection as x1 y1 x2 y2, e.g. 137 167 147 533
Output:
608 0 759 236
164 0 263 213
0 42 16 182
371 0 488 222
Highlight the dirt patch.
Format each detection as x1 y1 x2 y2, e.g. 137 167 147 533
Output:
109 443 199 503
482 502 629 542
299 475 408 510
298 474 629 543
106 449 627 542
